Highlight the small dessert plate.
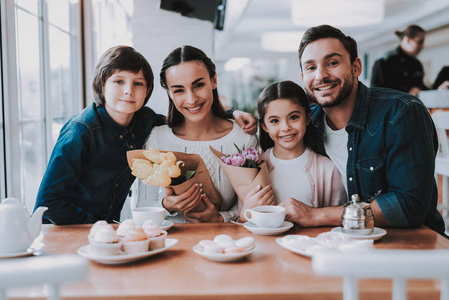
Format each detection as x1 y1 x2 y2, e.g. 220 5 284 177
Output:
0 248 36 259
243 221 294 235
77 238 178 265
160 220 174 231
331 227 387 240
276 238 313 257
193 244 255 262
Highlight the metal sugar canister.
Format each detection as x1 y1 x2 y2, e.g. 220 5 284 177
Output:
341 194 374 235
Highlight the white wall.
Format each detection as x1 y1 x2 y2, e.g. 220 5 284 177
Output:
132 0 215 115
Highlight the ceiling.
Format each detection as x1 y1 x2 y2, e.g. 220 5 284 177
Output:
214 0 449 60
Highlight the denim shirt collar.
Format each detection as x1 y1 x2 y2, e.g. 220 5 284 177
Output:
95 104 136 137
347 81 370 131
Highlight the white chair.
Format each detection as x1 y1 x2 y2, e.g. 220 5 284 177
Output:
0 254 88 300
432 110 449 233
312 249 449 300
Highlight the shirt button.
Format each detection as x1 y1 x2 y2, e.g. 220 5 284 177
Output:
115 184 119 187
370 166 374 171
349 177 353 181
403 71 408 76
130 145 134 149
349 147 353 151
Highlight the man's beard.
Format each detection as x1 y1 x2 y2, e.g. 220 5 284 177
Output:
307 76 354 108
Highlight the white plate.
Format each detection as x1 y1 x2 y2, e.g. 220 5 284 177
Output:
331 227 387 240
193 244 255 262
243 221 294 235
160 220 174 231
0 248 36 259
276 238 312 257
77 238 178 265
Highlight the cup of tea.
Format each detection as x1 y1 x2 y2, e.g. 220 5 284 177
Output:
132 207 165 226
243 205 285 228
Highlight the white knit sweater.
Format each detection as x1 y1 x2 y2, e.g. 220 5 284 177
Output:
134 121 258 223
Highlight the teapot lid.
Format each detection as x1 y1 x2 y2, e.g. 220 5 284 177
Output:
342 194 372 219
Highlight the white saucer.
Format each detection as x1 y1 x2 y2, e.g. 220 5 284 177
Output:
331 227 387 240
193 244 255 262
77 238 178 265
0 248 35 258
243 221 294 236
276 237 313 257
160 220 174 231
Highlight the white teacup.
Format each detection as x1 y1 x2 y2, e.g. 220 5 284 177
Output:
243 205 285 228
132 207 165 226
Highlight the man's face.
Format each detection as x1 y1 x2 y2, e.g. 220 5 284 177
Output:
301 38 361 108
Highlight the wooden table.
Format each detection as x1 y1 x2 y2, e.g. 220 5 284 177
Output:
7 223 449 300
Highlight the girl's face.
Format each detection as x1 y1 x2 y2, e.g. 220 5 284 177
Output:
261 98 310 159
165 61 217 124
103 69 148 125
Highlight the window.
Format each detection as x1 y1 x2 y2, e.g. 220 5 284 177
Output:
2 0 82 212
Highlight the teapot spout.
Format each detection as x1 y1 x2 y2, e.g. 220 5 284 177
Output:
28 206 48 238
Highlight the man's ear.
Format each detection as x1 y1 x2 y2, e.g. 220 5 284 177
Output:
352 57 362 78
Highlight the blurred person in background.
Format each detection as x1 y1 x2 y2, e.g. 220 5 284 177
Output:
433 66 449 89
371 25 427 96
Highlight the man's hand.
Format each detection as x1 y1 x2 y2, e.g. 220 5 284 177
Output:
278 198 343 227
232 110 257 135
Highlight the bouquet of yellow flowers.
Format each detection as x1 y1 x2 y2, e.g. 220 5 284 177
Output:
127 148 221 212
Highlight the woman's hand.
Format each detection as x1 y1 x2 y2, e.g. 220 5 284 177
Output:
438 80 449 89
184 193 223 223
232 110 257 135
162 183 202 213
239 184 275 221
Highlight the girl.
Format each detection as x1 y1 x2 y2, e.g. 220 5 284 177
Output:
242 80 346 221
34 46 166 224
135 45 258 223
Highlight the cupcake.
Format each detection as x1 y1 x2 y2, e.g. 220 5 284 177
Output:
89 224 122 256
117 219 136 237
88 220 109 243
121 226 150 254
143 220 167 250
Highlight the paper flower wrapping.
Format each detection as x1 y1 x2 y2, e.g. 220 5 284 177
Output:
127 149 222 212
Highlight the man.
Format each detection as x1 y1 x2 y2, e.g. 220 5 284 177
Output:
278 25 445 236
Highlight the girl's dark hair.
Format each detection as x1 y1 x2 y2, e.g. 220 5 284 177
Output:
160 45 228 127
257 80 319 153
298 24 358 68
394 24 425 40
92 45 154 106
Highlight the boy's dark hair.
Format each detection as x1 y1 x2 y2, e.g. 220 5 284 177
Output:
394 24 425 40
257 80 319 153
160 45 228 128
298 25 358 68
92 45 154 106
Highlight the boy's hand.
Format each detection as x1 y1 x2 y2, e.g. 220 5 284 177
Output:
233 110 257 135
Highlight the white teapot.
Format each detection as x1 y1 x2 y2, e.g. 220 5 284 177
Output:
0 198 48 253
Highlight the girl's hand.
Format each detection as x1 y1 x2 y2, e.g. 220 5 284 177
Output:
240 184 275 221
162 183 202 213
232 110 257 135
184 193 223 223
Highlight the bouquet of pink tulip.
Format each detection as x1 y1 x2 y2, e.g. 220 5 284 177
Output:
210 145 271 205
220 144 259 169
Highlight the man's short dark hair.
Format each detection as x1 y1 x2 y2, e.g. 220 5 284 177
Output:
298 25 358 69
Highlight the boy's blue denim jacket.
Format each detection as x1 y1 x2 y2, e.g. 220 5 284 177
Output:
310 82 445 235
34 103 165 224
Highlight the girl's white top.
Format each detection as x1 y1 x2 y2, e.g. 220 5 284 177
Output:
269 148 313 206
134 121 258 223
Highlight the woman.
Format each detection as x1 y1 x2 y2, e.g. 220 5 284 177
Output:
371 24 428 96
135 45 258 223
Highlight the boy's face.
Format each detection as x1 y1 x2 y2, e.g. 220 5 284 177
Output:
301 38 361 108
103 69 148 122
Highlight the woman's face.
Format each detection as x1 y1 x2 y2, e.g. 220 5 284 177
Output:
164 61 217 124
402 32 425 57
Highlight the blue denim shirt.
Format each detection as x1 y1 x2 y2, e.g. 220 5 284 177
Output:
34 103 165 224
310 82 445 235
